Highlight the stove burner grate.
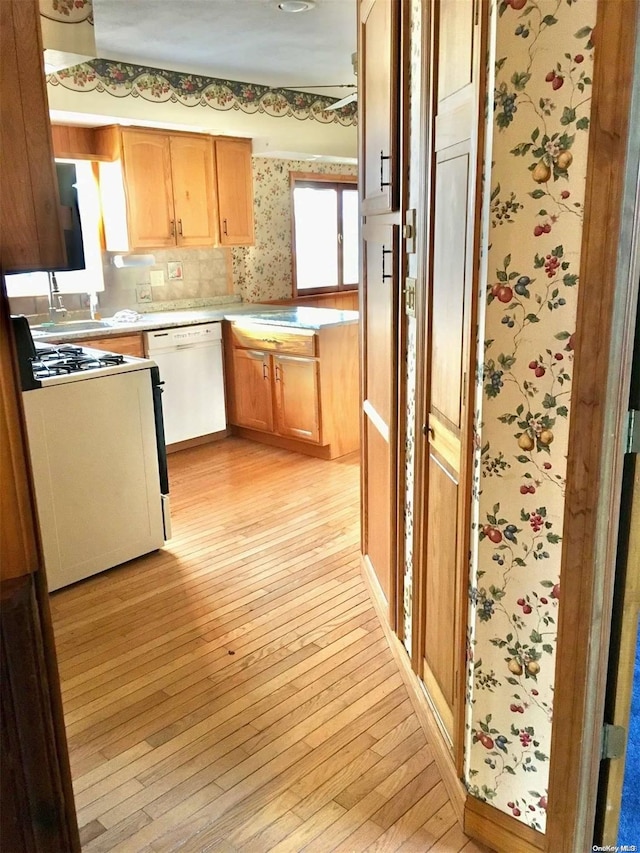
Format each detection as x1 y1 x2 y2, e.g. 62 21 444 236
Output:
30 345 126 380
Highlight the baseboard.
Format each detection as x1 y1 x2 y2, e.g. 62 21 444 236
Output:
359 555 467 825
230 426 334 459
166 429 229 454
464 795 546 853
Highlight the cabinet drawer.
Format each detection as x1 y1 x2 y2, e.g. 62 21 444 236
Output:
76 334 145 358
230 324 316 356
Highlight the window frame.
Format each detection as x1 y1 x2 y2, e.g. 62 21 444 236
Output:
289 172 358 297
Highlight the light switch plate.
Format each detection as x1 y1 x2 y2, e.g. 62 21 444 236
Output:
149 269 165 287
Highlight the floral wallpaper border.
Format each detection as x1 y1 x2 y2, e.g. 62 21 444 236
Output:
463 0 597 833
41 0 93 25
48 59 357 126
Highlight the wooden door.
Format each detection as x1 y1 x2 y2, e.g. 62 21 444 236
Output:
359 0 400 216
361 219 398 617
419 0 480 760
274 355 320 443
215 138 255 246
121 130 175 249
231 348 274 432
170 135 217 247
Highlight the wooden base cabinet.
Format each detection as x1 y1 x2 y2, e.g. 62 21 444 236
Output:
224 321 359 460
232 348 275 433
274 354 320 443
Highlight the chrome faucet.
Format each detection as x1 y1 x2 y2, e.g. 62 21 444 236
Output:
47 271 67 322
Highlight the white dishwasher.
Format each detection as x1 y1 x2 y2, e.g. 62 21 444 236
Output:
145 322 226 446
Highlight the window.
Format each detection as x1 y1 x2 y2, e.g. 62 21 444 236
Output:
290 173 358 295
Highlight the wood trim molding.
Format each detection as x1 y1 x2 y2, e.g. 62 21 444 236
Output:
1 287 39 581
166 429 230 454
410 0 434 676
229 425 334 460
465 796 545 853
360 554 468 825
288 171 357 185
545 2 639 851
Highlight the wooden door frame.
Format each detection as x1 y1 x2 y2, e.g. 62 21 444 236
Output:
410 0 435 677
545 2 640 850
409 1 640 850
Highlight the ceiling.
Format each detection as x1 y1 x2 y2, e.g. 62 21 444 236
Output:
92 0 357 97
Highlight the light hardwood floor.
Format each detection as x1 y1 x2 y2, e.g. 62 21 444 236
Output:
50 438 486 853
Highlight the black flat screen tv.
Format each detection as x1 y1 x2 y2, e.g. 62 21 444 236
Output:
55 161 85 272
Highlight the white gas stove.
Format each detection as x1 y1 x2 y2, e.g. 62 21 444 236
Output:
12 321 171 591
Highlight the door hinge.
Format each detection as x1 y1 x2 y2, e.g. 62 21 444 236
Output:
601 723 626 760
625 409 640 454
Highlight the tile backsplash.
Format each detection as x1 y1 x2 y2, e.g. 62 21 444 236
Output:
99 246 236 314
8 245 237 318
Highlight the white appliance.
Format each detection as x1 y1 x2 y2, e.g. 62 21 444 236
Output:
145 322 226 446
17 336 170 591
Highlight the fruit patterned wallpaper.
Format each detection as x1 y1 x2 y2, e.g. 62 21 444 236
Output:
231 157 358 303
464 0 597 832
402 0 423 652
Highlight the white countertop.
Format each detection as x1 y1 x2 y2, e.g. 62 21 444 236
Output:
29 304 359 343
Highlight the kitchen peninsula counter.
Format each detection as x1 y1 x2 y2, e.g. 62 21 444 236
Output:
224 309 360 460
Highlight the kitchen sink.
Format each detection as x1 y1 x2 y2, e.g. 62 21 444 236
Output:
30 319 114 333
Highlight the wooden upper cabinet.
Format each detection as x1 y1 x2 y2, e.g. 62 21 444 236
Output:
359 0 400 215
122 131 176 249
95 127 254 250
0 0 66 272
170 135 219 247
214 138 255 246
121 130 218 250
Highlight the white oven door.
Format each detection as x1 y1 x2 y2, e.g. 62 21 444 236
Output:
22 368 165 591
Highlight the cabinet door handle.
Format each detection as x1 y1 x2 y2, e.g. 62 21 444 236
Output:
223 218 228 236
275 364 281 382
178 218 183 236
380 150 391 191
170 219 175 237
262 361 269 380
382 247 393 281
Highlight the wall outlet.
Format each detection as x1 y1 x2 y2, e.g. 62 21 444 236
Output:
150 269 165 287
